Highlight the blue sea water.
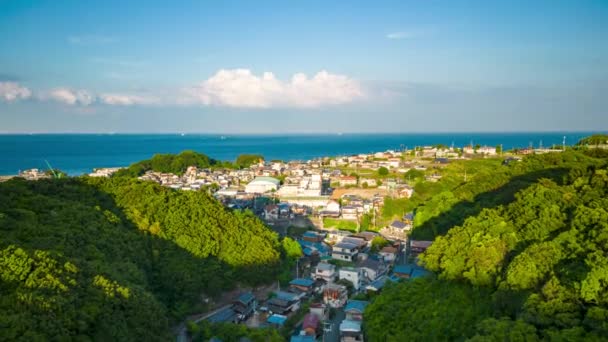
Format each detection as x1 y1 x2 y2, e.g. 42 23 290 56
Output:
0 132 598 175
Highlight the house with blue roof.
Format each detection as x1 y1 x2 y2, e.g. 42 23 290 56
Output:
267 314 288 327
268 291 301 314
344 300 369 321
233 292 257 321
289 278 315 295
290 335 315 342
393 264 431 280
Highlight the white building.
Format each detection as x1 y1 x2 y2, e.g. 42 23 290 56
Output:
314 262 337 283
332 242 359 262
339 267 363 290
245 177 280 194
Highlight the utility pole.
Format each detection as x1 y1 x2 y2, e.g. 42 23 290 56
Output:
464 168 467 182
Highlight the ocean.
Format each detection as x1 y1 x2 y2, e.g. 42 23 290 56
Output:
0 132 597 175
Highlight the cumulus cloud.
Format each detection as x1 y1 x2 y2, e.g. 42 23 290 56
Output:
100 93 158 106
183 69 364 108
48 88 95 106
0 82 31 102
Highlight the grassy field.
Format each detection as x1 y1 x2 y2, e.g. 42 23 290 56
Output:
323 218 358 232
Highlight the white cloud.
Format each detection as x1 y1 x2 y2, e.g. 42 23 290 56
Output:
48 88 95 106
0 82 31 102
100 93 158 106
183 69 363 108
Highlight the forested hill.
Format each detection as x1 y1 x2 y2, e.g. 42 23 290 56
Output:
366 150 608 340
0 176 283 341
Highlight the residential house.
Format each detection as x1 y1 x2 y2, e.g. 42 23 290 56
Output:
341 236 367 250
410 240 433 256
332 242 359 262
289 278 315 295
357 258 388 282
358 178 377 187
302 231 325 243
344 300 369 321
233 292 256 322
309 303 328 321
267 291 301 315
264 205 279 220
393 265 416 279
339 176 358 187
393 265 431 280
339 267 363 290
323 283 348 308
267 314 288 328
389 220 411 232
341 206 358 220
315 262 337 283
396 185 414 198
339 320 364 342
379 246 398 263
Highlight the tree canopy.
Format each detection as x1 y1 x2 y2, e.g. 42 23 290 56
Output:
366 150 608 340
235 154 264 168
0 175 285 340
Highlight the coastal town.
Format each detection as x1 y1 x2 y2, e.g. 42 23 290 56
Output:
11 144 567 342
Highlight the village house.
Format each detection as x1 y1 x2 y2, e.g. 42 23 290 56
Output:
314 262 337 283
357 258 388 282
339 176 358 187
341 206 358 220
267 291 301 315
323 283 348 308
358 178 377 187
302 231 325 243
339 267 363 290
389 220 411 232
264 204 279 220
332 242 359 262
233 292 257 322
379 246 398 263
410 240 433 256
289 278 315 296
340 300 370 342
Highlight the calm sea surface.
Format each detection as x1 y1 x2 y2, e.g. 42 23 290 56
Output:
0 132 597 175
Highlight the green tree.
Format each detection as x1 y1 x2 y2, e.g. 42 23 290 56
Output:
378 166 389 176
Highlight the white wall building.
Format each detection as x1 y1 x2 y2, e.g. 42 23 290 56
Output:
339 267 363 290
245 177 280 194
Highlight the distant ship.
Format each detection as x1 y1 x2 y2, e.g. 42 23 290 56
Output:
220 136 226 140
181 133 185 136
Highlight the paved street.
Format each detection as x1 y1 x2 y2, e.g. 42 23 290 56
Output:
322 308 345 342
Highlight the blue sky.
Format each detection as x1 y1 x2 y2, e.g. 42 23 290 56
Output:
0 0 607 133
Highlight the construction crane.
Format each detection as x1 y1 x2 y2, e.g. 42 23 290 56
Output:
44 160 62 179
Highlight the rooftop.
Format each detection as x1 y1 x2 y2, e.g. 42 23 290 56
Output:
345 300 370 313
290 278 315 287
249 176 280 186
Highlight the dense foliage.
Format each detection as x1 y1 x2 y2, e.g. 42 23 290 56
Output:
114 150 217 176
0 176 283 341
577 134 608 146
235 154 264 168
366 151 608 340
191 321 283 342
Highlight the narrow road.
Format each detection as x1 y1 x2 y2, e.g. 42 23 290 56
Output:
323 309 345 342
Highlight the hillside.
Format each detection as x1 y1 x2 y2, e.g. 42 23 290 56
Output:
365 151 608 340
0 176 283 341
